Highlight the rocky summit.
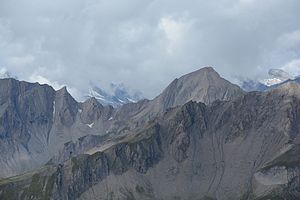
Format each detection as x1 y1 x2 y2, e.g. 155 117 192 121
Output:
0 67 300 200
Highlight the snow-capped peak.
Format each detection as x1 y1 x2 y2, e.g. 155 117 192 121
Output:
87 83 144 107
240 68 297 92
260 69 293 87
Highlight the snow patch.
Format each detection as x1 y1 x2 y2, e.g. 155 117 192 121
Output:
89 88 105 99
126 97 137 103
117 98 125 103
86 122 94 128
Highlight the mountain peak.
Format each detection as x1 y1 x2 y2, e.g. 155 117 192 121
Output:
197 66 217 73
156 66 244 108
182 66 220 79
54 86 78 127
82 96 104 110
84 97 100 105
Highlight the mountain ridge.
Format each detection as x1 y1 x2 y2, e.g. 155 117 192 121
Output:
1 80 300 199
2 67 300 199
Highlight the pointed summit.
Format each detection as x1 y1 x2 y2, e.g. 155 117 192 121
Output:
56 86 68 94
54 86 78 127
80 97 104 124
155 66 244 108
182 66 220 78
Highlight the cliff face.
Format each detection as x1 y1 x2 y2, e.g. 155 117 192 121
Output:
0 79 56 177
2 82 300 200
0 79 115 178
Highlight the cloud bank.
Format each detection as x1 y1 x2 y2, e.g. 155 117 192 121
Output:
0 0 300 99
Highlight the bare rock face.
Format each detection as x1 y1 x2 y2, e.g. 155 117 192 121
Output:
0 78 56 177
0 79 115 178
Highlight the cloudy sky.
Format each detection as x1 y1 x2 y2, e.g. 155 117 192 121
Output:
0 0 300 100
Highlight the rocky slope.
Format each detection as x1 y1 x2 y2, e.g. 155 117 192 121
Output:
2 80 300 199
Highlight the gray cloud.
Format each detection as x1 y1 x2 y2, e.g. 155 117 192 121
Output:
0 0 300 100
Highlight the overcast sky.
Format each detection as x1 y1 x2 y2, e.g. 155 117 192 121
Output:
0 0 300 100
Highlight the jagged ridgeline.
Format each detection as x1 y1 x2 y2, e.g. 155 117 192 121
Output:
0 67 300 199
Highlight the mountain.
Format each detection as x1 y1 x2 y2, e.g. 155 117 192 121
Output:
53 67 244 164
88 83 144 107
118 67 244 121
0 67 240 179
154 67 244 107
0 67 243 179
2 67 300 199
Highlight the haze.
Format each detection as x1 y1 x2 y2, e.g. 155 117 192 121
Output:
0 0 299 100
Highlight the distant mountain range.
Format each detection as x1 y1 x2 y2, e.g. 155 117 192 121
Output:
240 68 300 91
87 83 144 107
